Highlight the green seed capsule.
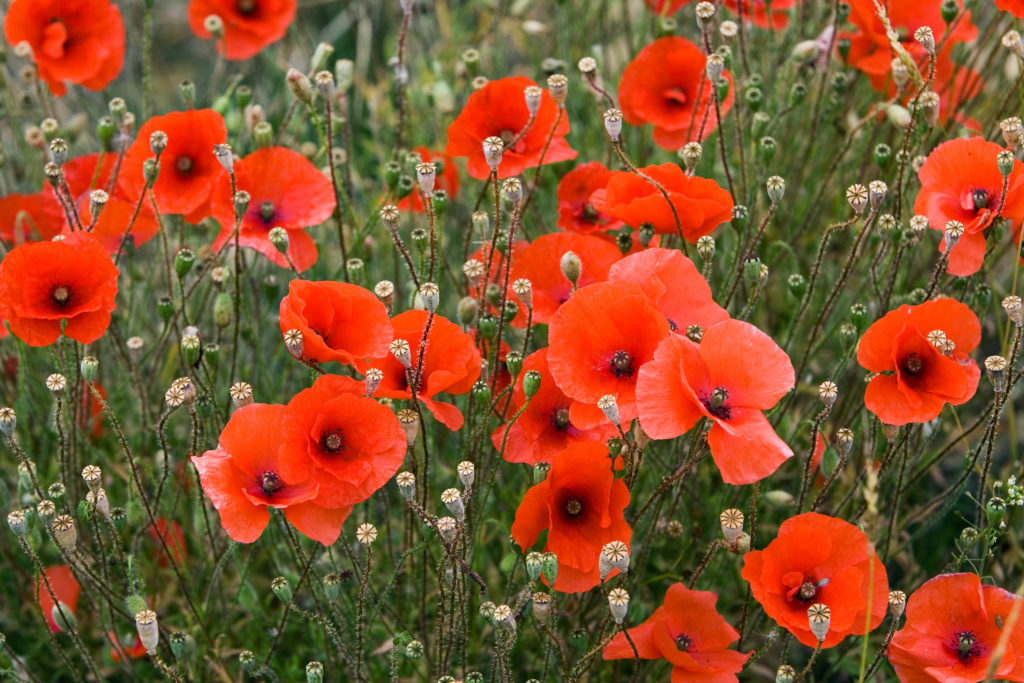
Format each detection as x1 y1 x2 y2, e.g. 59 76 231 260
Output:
523 369 542 398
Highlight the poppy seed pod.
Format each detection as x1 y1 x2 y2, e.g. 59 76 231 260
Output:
230 381 254 408
418 282 440 313
523 369 542 398
603 109 623 142
7 510 27 537
597 394 620 426
1004 30 1024 59
607 588 629 624
705 54 725 82
314 70 334 99
1002 117 1023 149
396 471 416 500
531 592 552 619
436 516 457 543
818 381 838 408
283 328 304 358
524 85 542 116
720 508 744 545
268 227 289 254
846 184 868 214
600 540 630 578
52 514 77 551
389 339 412 368
944 220 964 250
397 409 419 446
681 142 703 172
213 143 233 173
0 407 15 437
415 162 436 196
985 355 1008 394
807 603 831 642
887 590 907 618
526 551 544 580
502 177 523 206
766 176 786 204
868 180 888 209
457 460 475 488
355 523 378 545
364 368 384 397
776 665 796 683
441 488 465 521
136 609 159 653
482 136 504 173
547 74 568 107
1003 295 1023 326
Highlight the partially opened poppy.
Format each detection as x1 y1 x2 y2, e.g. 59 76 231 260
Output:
857 298 980 425
0 192 62 244
278 280 393 366
280 374 406 507
511 442 631 593
603 583 751 682
509 232 623 325
397 147 460 213
45 153 161 253
608 248 728 334
888 573 1024 682
591 163 733 241
842 0 977 93
4 0 124 96
37 566 79 633
619 36 734 149
0 232 119 346
492 348 616 465
211 146 335 271
188 0 296 60
636 319 794 485
445 76 577 180
742 512 889 648
191 403 351 545
913 137 1024 276
356 310 481 430
548 281 671 429
556 162 624 234
120 109 228 222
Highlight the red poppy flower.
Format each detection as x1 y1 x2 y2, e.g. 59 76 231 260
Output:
608 248 728 334
591 163 733 241
643 0 689 13
556 162 625 234
842 0 977 93
857 298 980 426
511 442 631 593
491 348 616 465
355 310 481 430
4 0 124 96
636 320 793 485
280 374 406 508
44 153 161 253
722 0 796 28
0 192 63 244
888 573 1024 683
278 280 393 366
509 232 623 326
188 0 296 60
619 37 734 149
149 518 187 567
548 281 671 430
397 147 460 213
742 512 889 648
997 0 1024 16
0 232 118 347
603 583 751 682
211 147 334 271
120 109 228 222
191 403 351 545
37 566 79 633
913 137 1024 276
110 633 148 661
445 76 577 180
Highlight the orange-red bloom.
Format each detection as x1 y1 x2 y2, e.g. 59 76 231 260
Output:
491 348 616 465
888 573 1024 683
278 280 393 366
46 153 161 252
0 192 62 244
842 0 976 93
121 109 228 222
188 0 296 60
511 442 631 593
857 298 980 425
591 163 733 241
620 37 734 149
643 0 689 13
608 248 728 334
604 583 751 682
4 0 124 96
280 374 406 508
997 0 1024 16
742 512 889 648
211 147 334 271
548 281 671 429
723 0 797 28
914 137 1024 276
445 76 577 180
191 403 351 545
509 232 623 325
356 310 481 430
637 320 793 485
556 162 624 234
37 566 79 633
398 147 460 213
0 232 118 346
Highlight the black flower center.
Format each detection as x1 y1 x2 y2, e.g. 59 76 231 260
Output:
955 631 984 664
581 203 599 223
901 353 924 375
972 188 989 212
260 201 275 223
674 634 691 652
176 155 194 174
50 285 71 307
552 407 571 431
237 0 256 13
322 430 344 454
565 497 583 517
609 350 634 378
260 471 284 497
700 386 731 420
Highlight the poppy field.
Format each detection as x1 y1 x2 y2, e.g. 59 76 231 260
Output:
2 0 1024 681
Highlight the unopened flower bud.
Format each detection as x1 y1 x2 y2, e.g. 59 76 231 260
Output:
287 68 314 105
560 250 582 285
